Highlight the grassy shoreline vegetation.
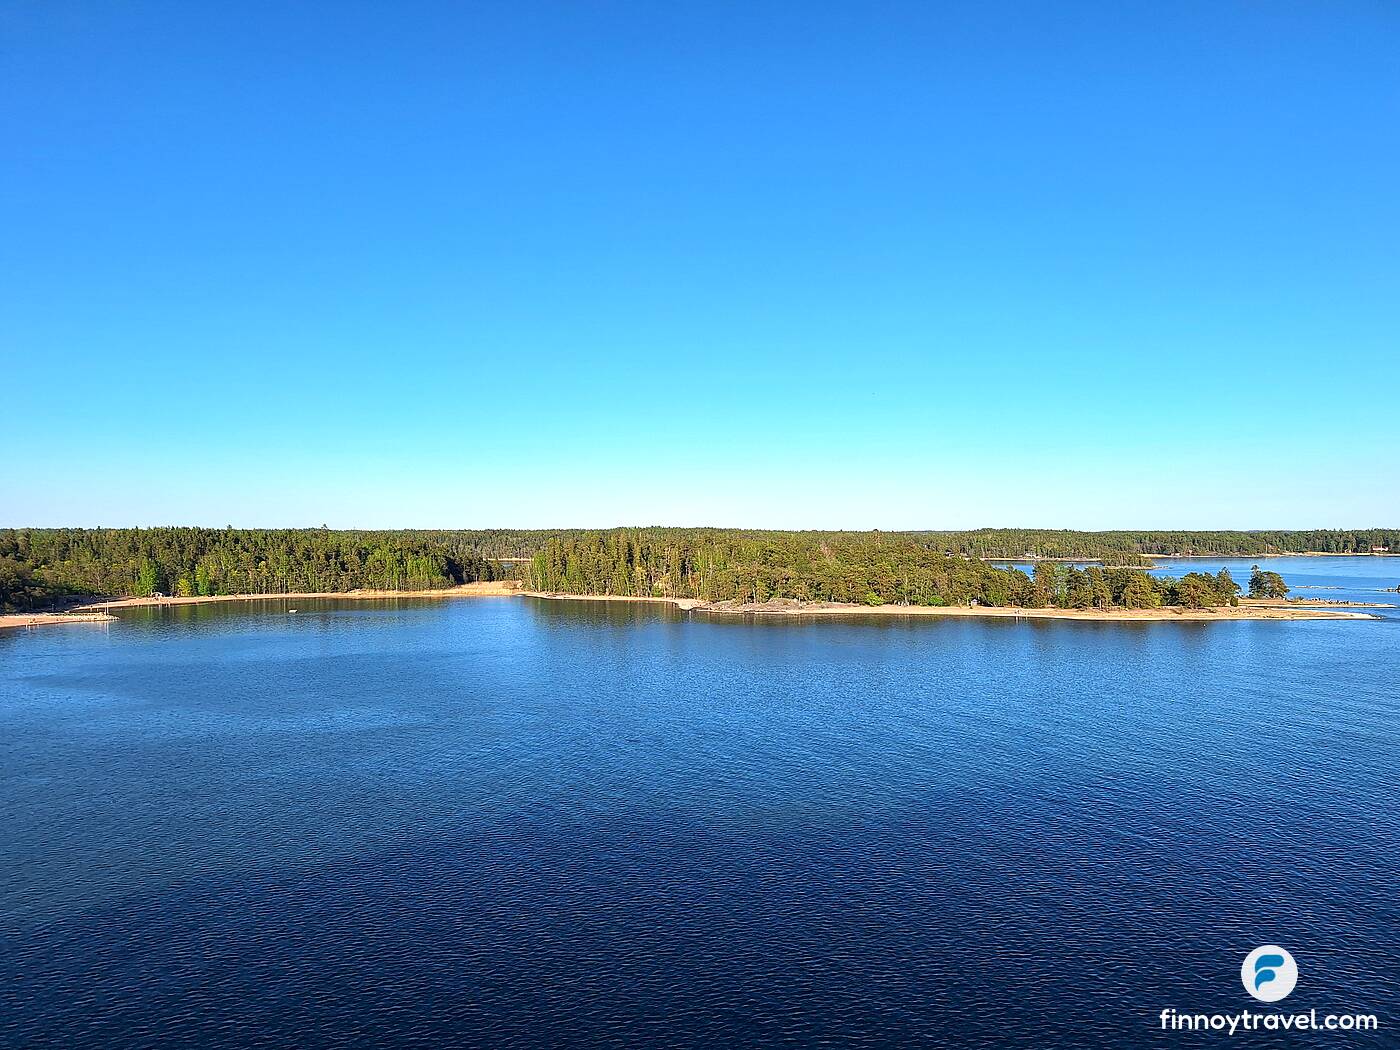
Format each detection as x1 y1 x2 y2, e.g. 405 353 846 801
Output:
1 527 1395 614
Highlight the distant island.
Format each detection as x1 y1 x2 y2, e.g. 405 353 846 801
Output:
2 527 1394 625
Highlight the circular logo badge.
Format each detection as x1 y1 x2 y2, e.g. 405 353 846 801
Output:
1242 945 1298 1003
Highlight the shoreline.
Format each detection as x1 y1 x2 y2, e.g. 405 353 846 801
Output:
0 582 522 631
5 581 1379 631
3 584 518 631
523 592 1375 621
68 581 522 613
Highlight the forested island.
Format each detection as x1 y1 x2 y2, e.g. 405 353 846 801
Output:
523 532 1301 610
2 526 1393 614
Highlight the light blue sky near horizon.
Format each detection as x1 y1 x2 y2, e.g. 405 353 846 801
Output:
3 1 1397 530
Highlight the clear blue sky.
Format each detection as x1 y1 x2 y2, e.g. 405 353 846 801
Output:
4 2 1397 529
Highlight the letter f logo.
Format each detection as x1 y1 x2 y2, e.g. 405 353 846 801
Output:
1241 945 1298 1003
1253 953 1286 990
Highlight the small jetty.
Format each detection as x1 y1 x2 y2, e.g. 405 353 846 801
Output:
0 612 118 632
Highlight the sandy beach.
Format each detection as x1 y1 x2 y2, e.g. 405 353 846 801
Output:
70 580 523 613
2 582 520 631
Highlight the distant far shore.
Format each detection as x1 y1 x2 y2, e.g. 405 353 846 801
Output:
986 552 1398 563
3 580 1379 631
1141 551 1399 559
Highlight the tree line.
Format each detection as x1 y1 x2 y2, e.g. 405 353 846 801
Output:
511 527 1397 563
0 528 507 611
525 531 1250 610
4 524 1377 611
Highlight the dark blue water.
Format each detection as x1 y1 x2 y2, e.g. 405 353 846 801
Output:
3 595 1397 1048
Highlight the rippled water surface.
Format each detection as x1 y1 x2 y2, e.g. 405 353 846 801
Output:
3 593 1397 1047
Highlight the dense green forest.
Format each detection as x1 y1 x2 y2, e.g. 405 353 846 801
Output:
0 528 507 611
2 525 1393 611
515 527 1396 564
524 530 1247 609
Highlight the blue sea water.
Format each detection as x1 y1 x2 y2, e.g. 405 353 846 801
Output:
2 573 1398 1047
